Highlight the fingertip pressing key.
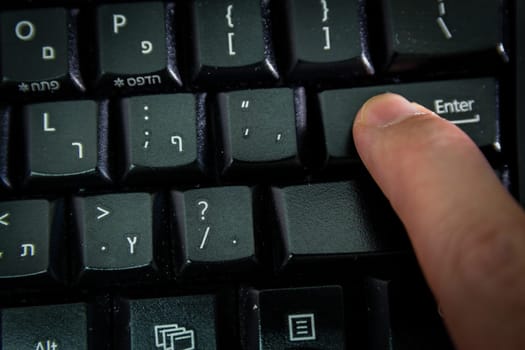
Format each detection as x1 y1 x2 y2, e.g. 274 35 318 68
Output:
353 93 525 350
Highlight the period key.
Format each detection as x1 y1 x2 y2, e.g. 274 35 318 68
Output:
72 193 159 283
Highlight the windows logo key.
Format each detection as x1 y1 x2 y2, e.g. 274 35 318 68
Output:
154 324 196 350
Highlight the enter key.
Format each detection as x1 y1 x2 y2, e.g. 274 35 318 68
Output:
319 78 499 163
394 78 499 151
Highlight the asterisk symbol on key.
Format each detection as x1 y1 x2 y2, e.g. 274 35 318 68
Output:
113 77 125 88
18 82 30 92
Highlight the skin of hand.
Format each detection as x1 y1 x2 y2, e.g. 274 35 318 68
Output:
352 93 525 350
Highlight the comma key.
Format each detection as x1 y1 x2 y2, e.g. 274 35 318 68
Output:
0 8 84 96
0 200 65 284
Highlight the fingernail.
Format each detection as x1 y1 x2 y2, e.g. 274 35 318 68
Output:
357 93 424 128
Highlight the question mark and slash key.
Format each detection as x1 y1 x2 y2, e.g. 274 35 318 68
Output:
197 200 211 249
195 199 241 250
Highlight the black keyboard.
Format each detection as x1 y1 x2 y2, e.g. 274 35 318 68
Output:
0 0 522 349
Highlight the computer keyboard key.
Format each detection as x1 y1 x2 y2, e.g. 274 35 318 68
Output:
318 78 499 165
365 277 454 350
240 285 345 349
116 295 217 350
172 186 256 275
1 303 91 350
72 193 157 283
271 181 405 270
380 0 507 72
121 94 202 182
0 8 83 96
96 2 180 93
23 100 110 188
0 200 63 283
280 0 373 81
188 0 279 87
217 88 302 177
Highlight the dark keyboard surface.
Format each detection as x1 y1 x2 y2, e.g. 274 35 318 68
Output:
0 0 522 349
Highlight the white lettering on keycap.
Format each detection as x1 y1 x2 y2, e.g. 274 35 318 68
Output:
228 32 236 56
71 142 84 159
170 135 183 152
0 212 9 226
43 112 56 132
126 235 138 255
126 74 161 87
15 20 35 41
226 4 234 28
322 26 331 50
434 99 476 114
42 46 56 60
20 243 35 257
24 80 60 93
436 0 452 39
113 14 127 34
141 40 153 54
320 0 329 22
35 340 58 350
199 226 211 249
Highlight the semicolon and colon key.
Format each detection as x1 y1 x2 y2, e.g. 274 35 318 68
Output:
318 78 499 163
120 94 203 183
